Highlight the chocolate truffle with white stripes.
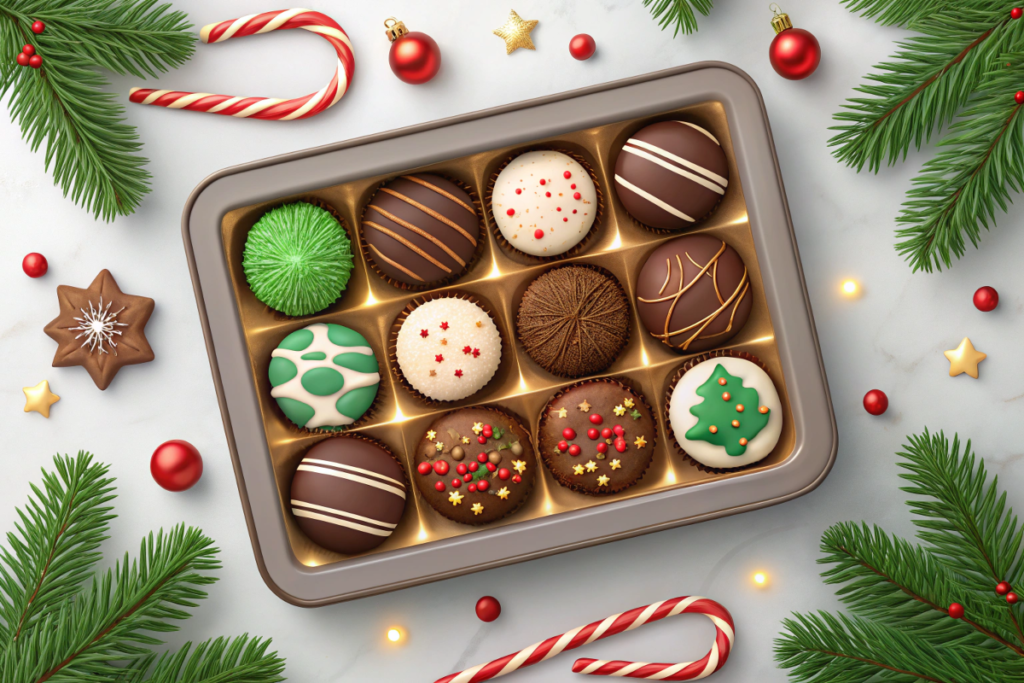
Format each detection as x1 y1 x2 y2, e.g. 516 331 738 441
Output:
613 120 729 230
290 436 407 555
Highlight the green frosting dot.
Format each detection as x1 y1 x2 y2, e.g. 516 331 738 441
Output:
337 384 379 420
301 351 327 360
268 357 298 387
301 367 345 396
275 397 315 427
277 328 314 352
333 352 379 374
327 324 369 347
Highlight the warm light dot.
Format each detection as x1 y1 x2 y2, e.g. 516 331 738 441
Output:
754 572 767 586
841 280 858 296
387 628 402 643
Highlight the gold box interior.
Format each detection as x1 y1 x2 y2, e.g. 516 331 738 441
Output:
220 100 794 569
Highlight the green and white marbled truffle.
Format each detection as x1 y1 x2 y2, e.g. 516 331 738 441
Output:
269 323 380 430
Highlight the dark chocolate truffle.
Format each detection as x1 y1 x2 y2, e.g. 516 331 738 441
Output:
538 380 657 495
636 235 752 353
517 266 629 378
290 437 407 555
413 407 535 525
363 174 480 286
613 120 729 230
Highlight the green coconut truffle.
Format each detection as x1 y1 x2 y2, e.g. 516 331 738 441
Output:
243 202 354 316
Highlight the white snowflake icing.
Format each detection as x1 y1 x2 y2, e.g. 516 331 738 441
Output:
66 297 127 355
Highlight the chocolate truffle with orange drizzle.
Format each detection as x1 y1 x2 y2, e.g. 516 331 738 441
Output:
635 234 752 353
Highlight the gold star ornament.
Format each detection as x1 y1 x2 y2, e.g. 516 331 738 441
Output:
497 487 510 500
471 503 485 516
512 459 527 474
426 430 437 440
609 459 622 470
572 464 585 476
944 337 987 379
585 460 598 473
493 9 538 54
597 475 610 487
449 491 464 506
23 380 60 418
556 407 568 418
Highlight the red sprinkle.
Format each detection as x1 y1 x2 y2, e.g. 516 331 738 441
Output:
468 483 477 492
498 468 511 480
457 464 468 475
556 207 562 211
596 442 608 454
539 179 547 185
589 414 603 425
455 369 463 378
563 217 568 222
564 171 572 179
417 462 432 475
463 473 473 482
534 229 545 239
478 435 487 444
515 188 522 194
440 322 449 330
463 345 473 354
568 444 582 456
420 329 429 338
434 480 446 492
468 462 479 472
614 439 627 453
477 453 488 463
452 478 461 488
472 348 481 357
506 208 515 216
613 425 625 437
557 440 569 452
571 183 577 189
573 192 581 200
601 428 612 439
512 474 522 484
477 480 490 492
545 191 551 197
563 428 577 440
572 209 577 214
587 428 599 440
435 354 444 363
433 460 449 475
486 462 497 472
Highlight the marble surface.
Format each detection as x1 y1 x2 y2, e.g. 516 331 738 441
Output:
3 1 1023 680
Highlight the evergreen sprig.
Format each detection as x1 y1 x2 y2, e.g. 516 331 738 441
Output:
776 430 1024 682
0 452 286 683
0 1 194 221
641 0 713 36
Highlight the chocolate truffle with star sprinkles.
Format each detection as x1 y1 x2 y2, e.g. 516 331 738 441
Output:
538 379 657 495
517 265 630 378
636 234 752 353
363 174 481 287
413 407 535 525
290 436 407 555
614 120 729 230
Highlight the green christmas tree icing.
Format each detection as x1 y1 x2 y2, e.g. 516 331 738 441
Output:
685 364 769 456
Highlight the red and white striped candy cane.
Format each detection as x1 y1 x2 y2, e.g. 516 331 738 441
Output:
128 8 354 120
435 596 734 683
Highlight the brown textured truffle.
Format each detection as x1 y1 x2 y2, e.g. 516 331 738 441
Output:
516 266 629 378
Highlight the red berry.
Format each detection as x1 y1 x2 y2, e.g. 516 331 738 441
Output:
534 229 545 239
506 208 515 216
512 474 522 483
22 44 34 56
601 427 613 439
613 425 625 437
589 414 603 425
477 452 488 463
614 439 627 453
28 54 41 68
863 389 888 416
563 171 572 179
596 442 608 454
417 461 432 475
477 480 490 492
476 596 501 622
468 461 478 472
463 473 473 482
1013 7 1023 19
563 217 568 222
1016 91 1024 104
568 444 582 457
948 602 964 619
1009 593 1020 605
973 286 999 312
478 435 487 444
997 581 1012 596
557 440 569 452
539 179 546 185
434 480 446 492
498 468 510 480
587 428 599 440
31 20 45 34
486 462 497 472
562 427 577 440
468 483 477 492
16 52 29 66
456 463 468 475
433 460 449 476
573 192 581 200
569 33 596 60
452 478 461 488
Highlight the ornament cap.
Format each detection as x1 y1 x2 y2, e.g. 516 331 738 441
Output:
770 4 793 34
384 17 408 42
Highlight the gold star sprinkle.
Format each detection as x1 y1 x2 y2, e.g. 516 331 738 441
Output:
623 398 635 408
23 380 60 418
449 491 464 506
462 436 471 444
441 338 447 346
573 464 585 476
497 487 510 500
426 430 437 441
578 400 591 413
472 422 484 434
585 460 598 473
471 502 484 516
556 407 568 418
513 459 527 474
614 404 626 416
634 436 647 448
476 321 483 327
429 369 437 377
610 459 622 470
944 337 987 379
435 442 444 452
493 10 538 55
597 475 610 487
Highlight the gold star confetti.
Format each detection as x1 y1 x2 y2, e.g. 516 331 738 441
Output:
578 400 591 412
623 398 635 408
472 422 484 434
462 436 471 444
573 464 585 476
23 380 59 418
944 337 987 379
429 369 437 377
614 404 626 416
597 475 610 487
449 491 464 506
493 10 537 55
610 459 622 470
497 487 510 500
585 460 598 473
435 442 444 452
441 338 447 346
513 459 527 474
634 436 647 448
426 430 437 440
471 502 484 516
556 407 568 418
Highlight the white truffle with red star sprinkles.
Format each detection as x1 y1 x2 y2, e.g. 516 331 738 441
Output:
396 298 502 401
492 150 597 257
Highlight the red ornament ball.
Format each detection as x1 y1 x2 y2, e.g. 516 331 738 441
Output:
389 31 441 84
498 468 511 480
151 440 203 492
22 44 35 56
23 252 48 277
589 414 603 425
16 52 29 67
1009 592 1020 605
863 389 888 416
1017 91 1024 105
948 602 964 619
477 452 488 463
1015 7 1024 19
997 581 1012 596
31 20 45 34
973 286 999 312
476 595 501 622
569 34 596 61
417 461 432 475
587 428 599 440
28 54 42 69
477 480 489 492
568 444 582 457
433 460 449 476
562 427 577 440
769 27 820 80
596 442 608 454
434 480 446 491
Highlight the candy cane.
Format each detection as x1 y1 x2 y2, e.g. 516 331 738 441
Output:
435 596 734 683
128 9 354 120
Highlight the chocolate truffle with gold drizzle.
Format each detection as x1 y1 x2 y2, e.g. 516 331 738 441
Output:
636 235 751 353
363 174 480 287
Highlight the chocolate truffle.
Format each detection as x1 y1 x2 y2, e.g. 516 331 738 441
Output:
413 407 535 525
614 120 729 230
668 356 782 469
270 323 381 430
491 150 597 257
243 202 354 316
517 266 629 378
395 297 502 402
636 235 752 352
538 380 657 495
290 436 407 555
363 174 480 287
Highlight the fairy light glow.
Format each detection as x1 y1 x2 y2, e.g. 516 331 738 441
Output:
640 348 650 367
488 260 502 279
364 290 378 306
841 280 859 296
608 228 622 250
754 572 767 586
387 628 402 643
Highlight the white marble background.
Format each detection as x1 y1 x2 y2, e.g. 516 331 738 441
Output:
3 1 1023 680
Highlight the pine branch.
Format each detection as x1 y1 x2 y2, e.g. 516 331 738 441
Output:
641 0 713 37
840 0 1006 28
0 453 115 650
142 635 285 683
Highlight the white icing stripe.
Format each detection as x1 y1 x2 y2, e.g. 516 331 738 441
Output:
624 146 725 196
543 626 583 661
499 642 539 676
290 499 397 529
234 98 283 118
449 663 484 683
259 8 306 34
281 76 333 121
677 120 721 146
303 458 405 489
710 616 735 644
628 601 664 631
208 96 244 113
672 596 702 615
141 89 170 105
649 661 692 679
625 138 728 188
216 14 257 42
292 508 391 537
612 661 647 676
167 92 211 109
297 465 406 499
585 614 619 644
614 175 695 222
306 24 355 52
697 642 720 679
579 660 603 674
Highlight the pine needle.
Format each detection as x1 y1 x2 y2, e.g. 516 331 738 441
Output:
641 0 714 37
